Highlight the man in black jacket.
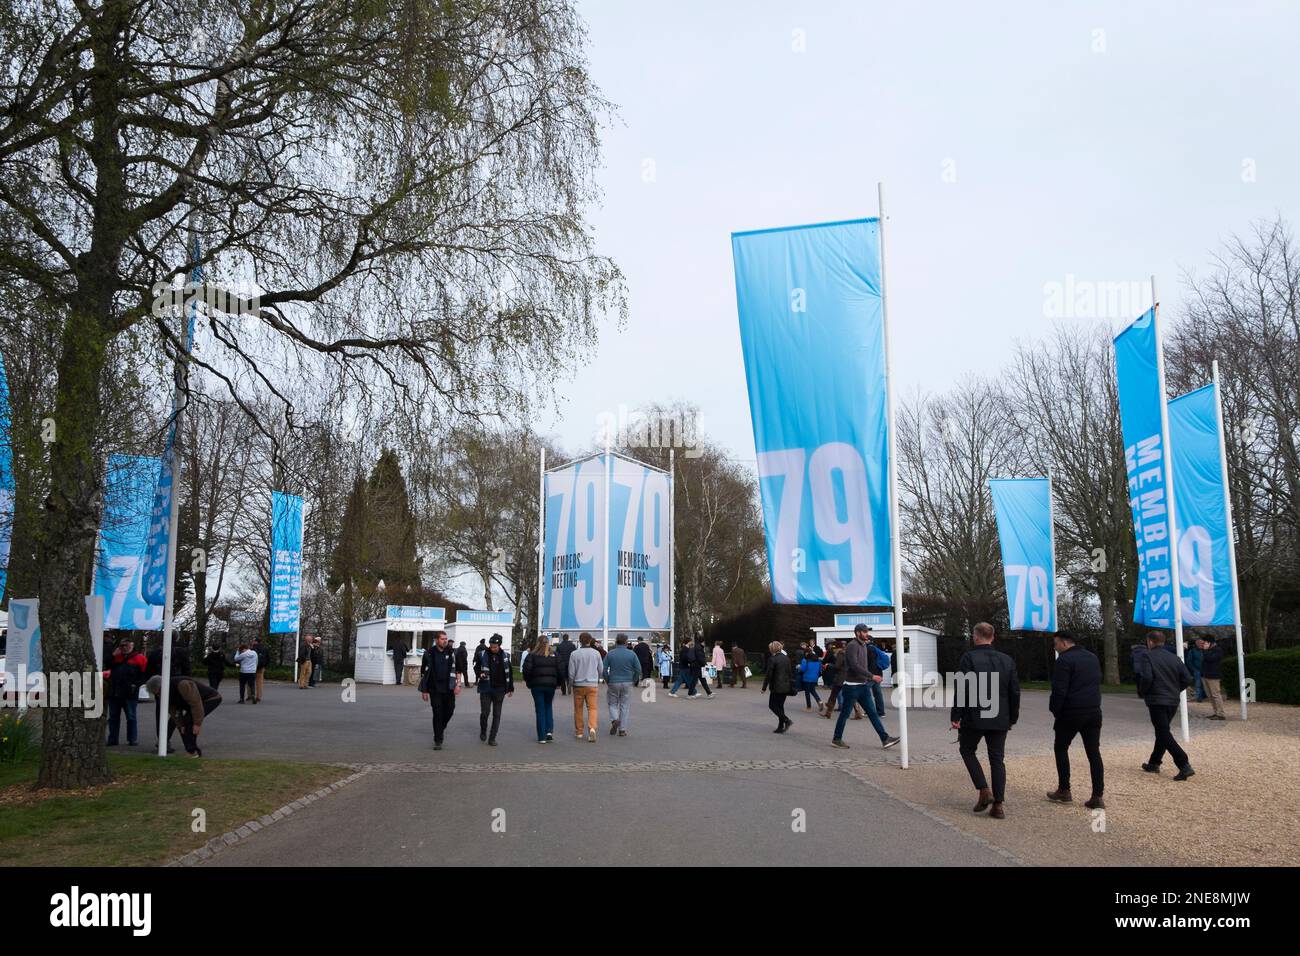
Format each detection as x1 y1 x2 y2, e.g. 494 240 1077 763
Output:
555 635 576 695
1198 636 1226 720
474 634 514 745
949 622 1019 819
1046 631 1105 809
633 638 653 684
1135 631 1196 780
419 630 461 750
390 636 409 686
454 641 469 688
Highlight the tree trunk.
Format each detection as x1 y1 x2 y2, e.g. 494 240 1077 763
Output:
35 307 112 789
1099 586 1120 684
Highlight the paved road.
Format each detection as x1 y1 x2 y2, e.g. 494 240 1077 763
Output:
151 677 1219 867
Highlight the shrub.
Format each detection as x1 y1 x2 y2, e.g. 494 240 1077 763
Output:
0 711 35 764
1222 646 1300 706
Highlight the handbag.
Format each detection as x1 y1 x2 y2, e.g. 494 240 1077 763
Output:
743 666 752 678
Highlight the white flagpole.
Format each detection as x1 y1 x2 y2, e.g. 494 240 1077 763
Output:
602 438 612 651
669 447 676 656
537 447 546 641
878 182 908 768
1152 275 1190 744
156 223 197 757
1211 360 1248 720
1047 467 1059 634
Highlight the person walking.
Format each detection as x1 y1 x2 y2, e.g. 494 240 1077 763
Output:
1198 636 1226 720
471 638 488 686
1046 630 1105 809
419 630 461 750
634 637 654 684
203 644 228 690
730 642 748 688
798 650 822 711
522 638 561 743
474 634 513 746
1135 631 1196 780
1185 637 1205 703
569 632 603 742
831 625 900 750
866 636 890 716
556 634 576 696
668 639 697 697
308 637 324 686
950 622 1020 819
233 643 260 704
690 639 714 698
711 641 727 688
104 637 148 747
657 644 673 689
603 635 641 736
761 641 794 732
296 637 313 689
251 637 269 702
819 641 844 718
390 636 409 686
147 674 221 757
454 641 469 690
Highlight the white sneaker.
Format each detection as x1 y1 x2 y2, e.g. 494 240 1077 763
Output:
668 692 678 698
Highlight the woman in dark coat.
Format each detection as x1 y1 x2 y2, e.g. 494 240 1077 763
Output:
522 640 561 743
761 640 794 733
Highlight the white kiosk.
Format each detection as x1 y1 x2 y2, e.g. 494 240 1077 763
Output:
446 609 514 681
354 605 446 684
810 612 940 690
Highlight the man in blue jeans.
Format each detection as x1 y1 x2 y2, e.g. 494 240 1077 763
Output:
831 625 899 750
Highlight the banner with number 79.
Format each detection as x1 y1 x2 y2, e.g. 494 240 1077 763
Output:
732 218 893 605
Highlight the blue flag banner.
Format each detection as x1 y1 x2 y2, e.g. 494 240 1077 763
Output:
542 454 606 630
1114 309 1177 628
142 237 202 606
0 351 13 602
94 454 164 630
989 478 1057 632
606 456 672 630
732 218 892 605
269 491 304 634
1169 384 1236 626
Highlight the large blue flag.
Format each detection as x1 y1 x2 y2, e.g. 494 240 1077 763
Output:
94 454 164 630
0 351 13 603
732 218 892 605
142 236 201 605
1169 384 1236 626
269 491 304 633
989 478 1057 632
1114 309 1177 627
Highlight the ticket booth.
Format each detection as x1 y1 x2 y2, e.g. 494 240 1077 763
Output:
354 605 446 684
445 609 514 681
810 612 940 691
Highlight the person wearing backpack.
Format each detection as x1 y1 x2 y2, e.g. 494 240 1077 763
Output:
1134 631 1196 781
865 636 890 716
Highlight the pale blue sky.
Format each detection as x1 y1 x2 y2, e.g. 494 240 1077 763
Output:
538 0 1299 464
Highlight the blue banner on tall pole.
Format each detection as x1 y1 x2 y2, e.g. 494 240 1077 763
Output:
731 218 892 605
0 351 13 603
542 454 606 631
1168 384 1236 626
94 454 165 630
142 236 201 606
1114 308 1177 628
989 478 1057 632
269 491 304 634
606 456 672 630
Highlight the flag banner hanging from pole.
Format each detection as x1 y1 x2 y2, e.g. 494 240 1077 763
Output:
1169 384 1237 626
1114 308 1177 627
269 491 303 634
141 236 201 606
542 454 606 630
0 351 13 602
989 477 1057 632
606 457 672 630
732 218 892 605
94 454 164 630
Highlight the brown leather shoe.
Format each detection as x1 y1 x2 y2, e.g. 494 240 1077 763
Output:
1084 794 1105 810
1045 788 1073 803
973 788 993 813
989 802 1005 819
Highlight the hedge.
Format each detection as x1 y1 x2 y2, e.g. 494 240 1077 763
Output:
1222 646 1300 706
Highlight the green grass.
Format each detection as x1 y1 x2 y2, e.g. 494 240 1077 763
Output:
1020 680 1132 695
0 752 347 866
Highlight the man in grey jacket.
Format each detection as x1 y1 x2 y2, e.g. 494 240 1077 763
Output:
603 634 641 737
1135 631 1196 781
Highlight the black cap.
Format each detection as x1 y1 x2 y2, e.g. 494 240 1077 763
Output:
489 634 503 645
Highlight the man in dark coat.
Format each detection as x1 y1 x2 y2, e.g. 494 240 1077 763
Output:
419 630 461 750
949 622 1020 819
1198 635 1226 719
633 638 653 683
1135 631 1196 780
390 636 409 686
731 642 748 688
1046 630 1105 808
555 634 576 695
454 641 469 688
761 640 793 732
474 634 514 745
